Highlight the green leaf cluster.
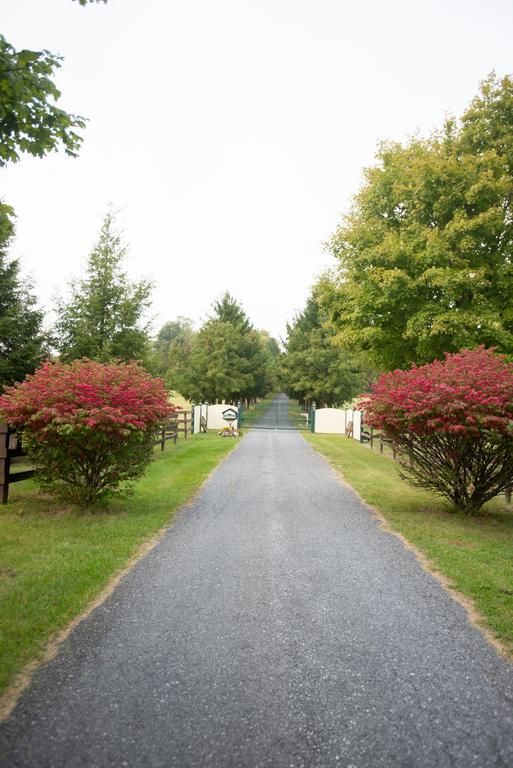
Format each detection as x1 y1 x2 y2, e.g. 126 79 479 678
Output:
150 317 195 379
0 35 85 168
325 73 513 371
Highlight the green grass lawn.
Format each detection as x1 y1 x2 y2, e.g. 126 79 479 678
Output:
0 434 237 699
305 433 513 655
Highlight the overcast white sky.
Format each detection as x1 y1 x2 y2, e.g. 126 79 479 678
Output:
2 0 513 340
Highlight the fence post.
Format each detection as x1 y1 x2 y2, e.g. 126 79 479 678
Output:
161 426 166 451
191 403 195 435
237 401 242 430
310 402 316 433
0 423 10 504
370 426 374 450
506 486 512 504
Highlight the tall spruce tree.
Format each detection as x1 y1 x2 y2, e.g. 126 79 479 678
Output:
212 293 252 333
280 288 364 407
172 293 275 403
0 244 45 389
55 213 153 364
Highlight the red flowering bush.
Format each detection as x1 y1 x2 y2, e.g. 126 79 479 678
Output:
360 347 513 515
0 359 175 506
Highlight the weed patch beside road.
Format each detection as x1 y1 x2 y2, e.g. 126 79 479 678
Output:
305 433 513 655
0 434 237 699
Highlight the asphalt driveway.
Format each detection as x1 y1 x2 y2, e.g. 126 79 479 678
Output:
1 424 513 767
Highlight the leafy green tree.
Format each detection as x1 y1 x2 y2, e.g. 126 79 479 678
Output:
0 35 85 168
172 293 275 403
0 0 105 389
151 317 195 378
179 319 253 403
0 244 45 389
210 293 269 400
0 34 86 238
281 288 364 407
325 73 513 371
55 213 153 363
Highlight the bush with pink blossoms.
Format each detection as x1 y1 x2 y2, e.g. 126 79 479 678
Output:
360 347 513 514
0 359 175 506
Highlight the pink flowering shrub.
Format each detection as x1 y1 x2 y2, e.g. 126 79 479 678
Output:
0 359 175 506
360 347 513 514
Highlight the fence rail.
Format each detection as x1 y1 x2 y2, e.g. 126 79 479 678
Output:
0 423 35 504
1 411 195 504
175 410 191 438
153 421 178 450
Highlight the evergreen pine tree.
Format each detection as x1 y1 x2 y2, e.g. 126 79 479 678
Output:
55 213 153 364
0 245 45 388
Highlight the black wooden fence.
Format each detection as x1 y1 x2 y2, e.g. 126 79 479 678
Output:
0 423 35 504
1 411 194 504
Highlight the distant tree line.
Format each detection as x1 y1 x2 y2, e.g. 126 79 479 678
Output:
0 209 280 404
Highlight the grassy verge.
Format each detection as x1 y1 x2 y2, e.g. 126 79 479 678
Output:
0 434 237 698
305 433 513 654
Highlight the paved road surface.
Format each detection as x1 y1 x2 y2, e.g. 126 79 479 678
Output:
244 392 305 430
2 408 513 766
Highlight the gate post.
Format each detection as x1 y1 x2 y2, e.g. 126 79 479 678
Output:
237 401 242 430
310 402 316 433
0 423 11 504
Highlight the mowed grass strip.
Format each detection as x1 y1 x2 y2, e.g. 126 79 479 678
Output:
305 433 513 654
0 434 237 698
